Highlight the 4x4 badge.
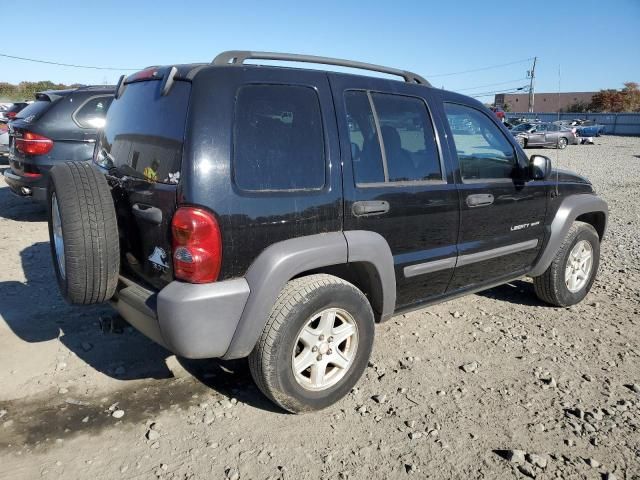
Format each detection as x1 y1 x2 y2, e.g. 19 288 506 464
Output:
148 247 169 272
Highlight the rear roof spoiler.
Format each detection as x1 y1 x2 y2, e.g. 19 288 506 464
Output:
117 66 179 99
212 50 431 86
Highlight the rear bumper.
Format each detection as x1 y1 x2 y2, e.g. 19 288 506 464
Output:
3 169 47 202
111 276 250 359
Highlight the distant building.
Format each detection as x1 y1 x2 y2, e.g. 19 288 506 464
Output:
494 92 597 113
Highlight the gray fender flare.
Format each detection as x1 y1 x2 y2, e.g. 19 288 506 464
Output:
223 230 396 359
529 194 608 277
344 230 396 321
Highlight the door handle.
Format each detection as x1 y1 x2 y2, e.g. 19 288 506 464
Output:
466 194 494 208
352 200 390 217
132 203 163 224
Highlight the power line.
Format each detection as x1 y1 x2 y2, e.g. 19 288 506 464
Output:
456 78 529 92
0 52 139 71
470 86 530 98
428 57 534 78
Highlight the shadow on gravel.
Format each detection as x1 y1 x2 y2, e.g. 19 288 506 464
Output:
0 182 47 222
0 242 281 415
0 242 172 382
477 279 547 307
179 357 283 414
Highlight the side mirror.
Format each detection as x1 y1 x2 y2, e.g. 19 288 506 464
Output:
529 155 552 180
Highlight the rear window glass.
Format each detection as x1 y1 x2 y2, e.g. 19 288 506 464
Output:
7 103 27 113
73 95 113 129
233 84 325 191
15 100 53 121
98 81 191 184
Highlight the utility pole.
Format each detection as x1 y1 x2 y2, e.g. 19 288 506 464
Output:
528 56 537 113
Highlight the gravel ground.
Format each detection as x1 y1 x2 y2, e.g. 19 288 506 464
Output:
0 136 638 480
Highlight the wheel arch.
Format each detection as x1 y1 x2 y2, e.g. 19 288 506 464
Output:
530 194 608 277
223 231 396 359
575 211 606 239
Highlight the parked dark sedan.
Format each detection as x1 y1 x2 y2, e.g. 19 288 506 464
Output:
510 122 577 149
4 86 114 202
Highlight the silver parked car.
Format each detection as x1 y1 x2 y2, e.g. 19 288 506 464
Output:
510 122 577 149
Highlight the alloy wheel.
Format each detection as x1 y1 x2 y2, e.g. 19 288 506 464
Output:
564 240 593 293
291 307 359 391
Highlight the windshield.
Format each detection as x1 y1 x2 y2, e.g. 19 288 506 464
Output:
511 123 533 132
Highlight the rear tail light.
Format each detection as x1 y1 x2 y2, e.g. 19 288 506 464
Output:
171 207 222 283
15 131 54 156
6 111 16 119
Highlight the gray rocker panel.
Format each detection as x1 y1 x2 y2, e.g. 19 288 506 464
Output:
529 194 608 277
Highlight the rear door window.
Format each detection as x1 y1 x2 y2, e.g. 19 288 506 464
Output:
371 93 442 182
233 84 326 191
344 90 442 185
73 95 113 129
344 91 385 184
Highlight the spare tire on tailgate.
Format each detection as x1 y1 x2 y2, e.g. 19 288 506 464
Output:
47 161 120 305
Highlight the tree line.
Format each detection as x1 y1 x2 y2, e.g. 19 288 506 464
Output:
556 82 639 113
0 81 82 102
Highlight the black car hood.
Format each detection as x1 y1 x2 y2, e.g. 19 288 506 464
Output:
552 168 591 185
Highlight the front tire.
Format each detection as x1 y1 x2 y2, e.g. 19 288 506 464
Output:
557 137 568 149
249 274 375 413
533 221 600 307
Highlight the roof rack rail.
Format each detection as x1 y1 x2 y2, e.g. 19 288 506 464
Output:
212 50 430 86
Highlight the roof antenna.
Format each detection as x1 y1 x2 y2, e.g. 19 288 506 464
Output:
554 63 560 197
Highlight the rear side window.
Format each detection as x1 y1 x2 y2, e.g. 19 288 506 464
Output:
233 85 325 191
99 81 191 184
73 95 113 128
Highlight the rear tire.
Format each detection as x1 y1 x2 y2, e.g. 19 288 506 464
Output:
249 274 375 413
47 161 120 305
533 221 599 307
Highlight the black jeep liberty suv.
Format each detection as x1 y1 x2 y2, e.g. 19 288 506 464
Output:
47 51 608 413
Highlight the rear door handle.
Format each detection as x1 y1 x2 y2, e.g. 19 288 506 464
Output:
352 200 390 217
132 203 163 224
466 193 494 208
